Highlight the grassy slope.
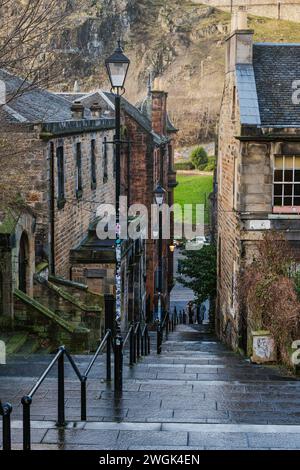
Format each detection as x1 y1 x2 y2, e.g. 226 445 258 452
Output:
174 174 213 224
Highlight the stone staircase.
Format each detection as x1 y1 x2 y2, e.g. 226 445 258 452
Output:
1 324 300 449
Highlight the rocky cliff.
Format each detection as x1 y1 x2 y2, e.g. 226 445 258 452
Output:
52 0 300 145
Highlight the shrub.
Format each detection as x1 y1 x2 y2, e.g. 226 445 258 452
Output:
190 146 208 170
204 156 216 172
174 161 195 171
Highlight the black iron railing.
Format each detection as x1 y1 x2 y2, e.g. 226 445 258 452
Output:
21 330 113 451
0 400 12 451
157 309 183 355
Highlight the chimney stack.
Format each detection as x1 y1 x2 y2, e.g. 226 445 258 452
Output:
151 78 167 135
71 101 85 120
90 102 102 118
226 9 254 73
0 80 6 105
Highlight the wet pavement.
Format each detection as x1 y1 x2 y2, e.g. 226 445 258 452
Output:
1 324 300 449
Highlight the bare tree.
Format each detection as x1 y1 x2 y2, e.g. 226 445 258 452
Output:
0 0 70 212
0 0 69 100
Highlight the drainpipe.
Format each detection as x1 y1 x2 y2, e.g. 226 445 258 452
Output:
50 142 55 275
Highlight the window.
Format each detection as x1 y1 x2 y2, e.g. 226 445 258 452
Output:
273 155 300 209
57 146 65 208
103 137 108 183
91 139 97 190
76 142 82 198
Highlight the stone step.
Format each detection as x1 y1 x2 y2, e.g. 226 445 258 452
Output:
4 420 300 450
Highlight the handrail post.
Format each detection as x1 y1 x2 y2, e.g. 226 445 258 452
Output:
147 328 151 355
81 376 87 421
133 326 137 364
22 396 32 451
129 324 134 366
106 332 112 381
1 402 12 451
114 332 123 393
165 313 169 340
141 329 144 356
157 321 162 355
57 349 66 427
136 324 140 359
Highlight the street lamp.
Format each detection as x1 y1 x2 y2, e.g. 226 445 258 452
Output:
105 40 130 392
105 39 130 92
169 242 176 253
154 183 166 328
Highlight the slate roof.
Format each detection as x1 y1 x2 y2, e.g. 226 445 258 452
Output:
0 69 74 123
252 44 300 128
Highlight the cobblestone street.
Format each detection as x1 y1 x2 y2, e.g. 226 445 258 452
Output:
1 323 300 450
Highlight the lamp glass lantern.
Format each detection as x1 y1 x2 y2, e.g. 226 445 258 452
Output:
154 183 166 206
105 40 130 91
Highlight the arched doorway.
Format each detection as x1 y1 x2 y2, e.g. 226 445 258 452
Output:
19 232 29 293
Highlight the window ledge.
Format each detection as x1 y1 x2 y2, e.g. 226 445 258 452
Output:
270 207 300 219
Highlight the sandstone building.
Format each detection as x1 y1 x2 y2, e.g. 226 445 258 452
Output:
217 12 300 352
0 70 146 351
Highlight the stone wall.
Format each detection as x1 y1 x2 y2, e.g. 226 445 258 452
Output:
217 65 242 349
192 0 300 22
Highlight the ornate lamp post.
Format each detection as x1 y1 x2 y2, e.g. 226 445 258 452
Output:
154 183 166 324
105 40 130 391
105 40 130 332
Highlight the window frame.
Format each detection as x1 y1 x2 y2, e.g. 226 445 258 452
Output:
57 145 66 210
103 137 108 183
273 154 300 213
91 139 97 190
76 142 83 199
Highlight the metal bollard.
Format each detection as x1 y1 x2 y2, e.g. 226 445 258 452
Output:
136 325 140 359
57 351 66 427
114 333 123 393
157 322 162 355
81 377 87 421
0 401 12 451
106 333 112 381
129 325 134 366
22 395 32 451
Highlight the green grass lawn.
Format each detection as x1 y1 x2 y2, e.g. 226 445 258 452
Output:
174 174 213 225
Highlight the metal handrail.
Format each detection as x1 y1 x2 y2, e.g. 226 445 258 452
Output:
83 330 111 378
21 330 113 451
0 400 12 451
123 323 134 347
